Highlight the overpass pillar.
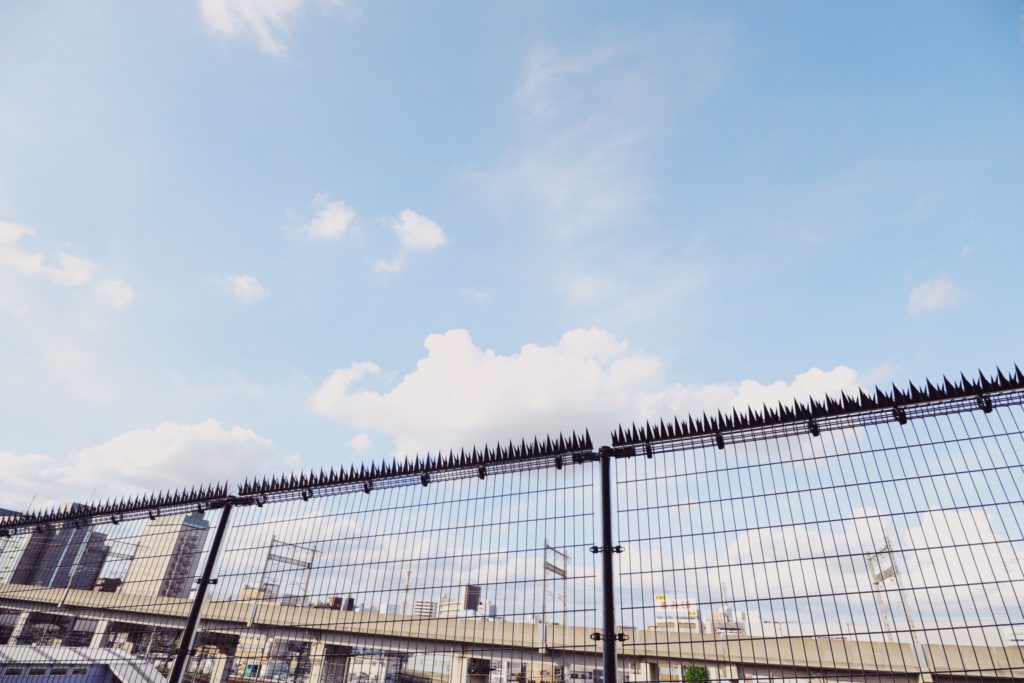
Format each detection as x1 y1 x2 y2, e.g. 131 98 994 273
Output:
6 612 29 645
713 664 739 683
309 642 347 683
449 654 469 683
89 620 110 649
208 654 232 683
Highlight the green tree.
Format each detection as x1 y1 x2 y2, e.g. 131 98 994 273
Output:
683 666 709 683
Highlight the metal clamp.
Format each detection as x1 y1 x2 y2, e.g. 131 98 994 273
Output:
615 633 629 642
892 406 908 425
808 419 820 437
590 633 602 641
977 395 993 413
590 545 624 554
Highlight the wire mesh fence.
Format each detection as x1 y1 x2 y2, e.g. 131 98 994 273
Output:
1 369 1023 683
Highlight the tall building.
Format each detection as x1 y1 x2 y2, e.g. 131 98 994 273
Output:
9 505 109 589
121 512 209 598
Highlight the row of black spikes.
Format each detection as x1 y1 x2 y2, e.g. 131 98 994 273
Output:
238 430 592 496
0 482 228 530
611 366 1024 447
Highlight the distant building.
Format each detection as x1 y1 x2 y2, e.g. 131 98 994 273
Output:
0 645 165 683
0 533 31 584
120 512 209 599
439 585 482 617
650 595 702 635
8 506 109 590
94 577 123 593
412 600 437 618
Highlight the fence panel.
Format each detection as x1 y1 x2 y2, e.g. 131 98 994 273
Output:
612 386 1024 682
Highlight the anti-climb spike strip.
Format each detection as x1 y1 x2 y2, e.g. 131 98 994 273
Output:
610 365 1024 448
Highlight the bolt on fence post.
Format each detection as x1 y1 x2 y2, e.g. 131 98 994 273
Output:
598 447 617 683
169 500 236 683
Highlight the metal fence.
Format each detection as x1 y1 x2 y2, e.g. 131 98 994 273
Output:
1 368 1023 683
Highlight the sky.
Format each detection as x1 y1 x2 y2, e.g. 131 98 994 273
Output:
1 0 1023 510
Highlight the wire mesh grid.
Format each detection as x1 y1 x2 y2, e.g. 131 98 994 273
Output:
0 461 601 683
614 400 1024 682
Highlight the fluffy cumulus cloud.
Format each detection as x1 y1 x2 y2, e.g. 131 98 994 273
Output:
199 0 360 56
310 327 866 456
0 420 278 511
908 276 962 315
374 210 449 273
223 273 270 303
298 194 355 240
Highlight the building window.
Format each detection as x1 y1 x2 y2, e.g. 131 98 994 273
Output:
71 669 88 676
50 669 68 676
4 669 23 676
28 668 47 676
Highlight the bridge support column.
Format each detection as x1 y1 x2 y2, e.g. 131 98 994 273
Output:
449 655 469 683
714 664 739 683
208 654 232 683
6 612 29 645
89 620 110 649
309 642 347 683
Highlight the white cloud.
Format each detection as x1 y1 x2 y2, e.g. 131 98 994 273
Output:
298 194 355 241
0 420 278 511
310 327 866 456
96 279 135 310
908 277 962 315
224 273 270 303
199 0 360 56
462 288 489 303
347 432 372 452
374 209 449 273
0 220 97 287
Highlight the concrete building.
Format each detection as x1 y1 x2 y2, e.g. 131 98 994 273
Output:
0 534 30 585
120 512 209 599
411 601 437 618
0 646 164 683
8 508 109 590
438 586 482 618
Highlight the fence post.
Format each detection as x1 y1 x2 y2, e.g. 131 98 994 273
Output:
598 447 617 683
168 499 237 683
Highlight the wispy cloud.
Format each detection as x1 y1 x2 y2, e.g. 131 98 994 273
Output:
908 277 962 315
463 288 488 303
0 221 96 286
223 273 270 303
199 0 361 56
374 209 449 273
97 279 135 311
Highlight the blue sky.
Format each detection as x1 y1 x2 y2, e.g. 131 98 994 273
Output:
1 0 1023 509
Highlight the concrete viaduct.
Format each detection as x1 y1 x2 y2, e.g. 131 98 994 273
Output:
1 584 1021 683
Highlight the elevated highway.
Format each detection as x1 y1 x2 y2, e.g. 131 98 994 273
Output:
1 584 1021 682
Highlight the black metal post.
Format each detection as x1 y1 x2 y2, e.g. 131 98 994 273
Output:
169 502 235 683
598 448 617 683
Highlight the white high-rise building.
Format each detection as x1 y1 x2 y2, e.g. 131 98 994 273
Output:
121 512 210 598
